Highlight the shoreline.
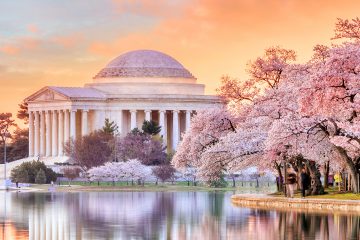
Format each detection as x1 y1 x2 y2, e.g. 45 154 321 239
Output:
1 184 267 193
5 184 360 214
231 194 360 213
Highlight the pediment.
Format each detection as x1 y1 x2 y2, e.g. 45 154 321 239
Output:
26 87 69 102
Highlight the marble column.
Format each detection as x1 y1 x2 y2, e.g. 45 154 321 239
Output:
64 110 70 145
159 110 166 142
117 110 123 135
145 110 151 121
34 111 40 157
58 110 64 156
186 110 192 131
45 111 51 157
70 110 76 140
29 111 34 157
81 109 88 136
40 111 45 157
172 110 180 150
130 110 137 130
52 110 58 157
95 109 105 130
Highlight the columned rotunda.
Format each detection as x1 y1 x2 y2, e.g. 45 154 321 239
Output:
25 50 222 158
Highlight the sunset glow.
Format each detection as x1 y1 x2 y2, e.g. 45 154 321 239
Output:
1 0 360 125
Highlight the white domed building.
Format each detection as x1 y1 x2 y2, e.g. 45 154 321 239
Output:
25 50 222 159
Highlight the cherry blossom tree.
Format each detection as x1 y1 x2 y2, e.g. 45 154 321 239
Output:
217 47 296 111
180 167 197 186
332 17 360 40
172 107 238 172
247 46 296 89
173 19 360 192
298 41 360 192
123 159 152 185
116 131 167 165
65 131 113 171
174 47 298 184
87 166 105 185
152 164 176 184
87 159 152 186
62 167 81 186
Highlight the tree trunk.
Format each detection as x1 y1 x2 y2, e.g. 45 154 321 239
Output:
232 178 235 187
323 161 330 189
187 181 189 186
305 160 324 195
336 146 359 193
275 162 283 192
348 173 351 191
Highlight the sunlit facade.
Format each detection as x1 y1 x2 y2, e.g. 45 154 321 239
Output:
25 50 222 159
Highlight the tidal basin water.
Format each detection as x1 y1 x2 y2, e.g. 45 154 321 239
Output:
0 191 359 240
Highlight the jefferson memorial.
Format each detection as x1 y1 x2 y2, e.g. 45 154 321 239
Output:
25 50 222 158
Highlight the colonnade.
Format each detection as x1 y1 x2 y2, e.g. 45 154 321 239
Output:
28 109 193 158
28 109 77 158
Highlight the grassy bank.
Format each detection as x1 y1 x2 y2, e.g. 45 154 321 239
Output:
23 181 276 193
270 187 360 200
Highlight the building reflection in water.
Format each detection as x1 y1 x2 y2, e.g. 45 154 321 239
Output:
0 191 359 240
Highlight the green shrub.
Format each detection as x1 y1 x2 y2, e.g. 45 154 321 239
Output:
13 168 29 183
35 169 46 184
11 160 57 184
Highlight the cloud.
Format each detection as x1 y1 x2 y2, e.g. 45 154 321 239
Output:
111 0 188 18
0 37 41 55
87 0 360 62
2 0 360 122
51 33 84 48
0 32 84 56
27 24 39 33
0 45 20 55
0 65 7 72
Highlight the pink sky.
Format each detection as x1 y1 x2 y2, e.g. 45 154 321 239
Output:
1 0 360 126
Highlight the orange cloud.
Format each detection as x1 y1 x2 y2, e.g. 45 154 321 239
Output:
0 45 20 55
51 33 84 48
88 0 360 95
111 0 187 17
0 37 40 55
20 37 41 49
3 0 360 126
27 24 39 33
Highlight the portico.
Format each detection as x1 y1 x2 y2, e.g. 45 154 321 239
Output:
25 50 222 158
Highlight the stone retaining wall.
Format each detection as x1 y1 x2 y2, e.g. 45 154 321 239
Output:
231 194 360 213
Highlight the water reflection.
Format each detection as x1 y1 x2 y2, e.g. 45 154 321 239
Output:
0 191 359 240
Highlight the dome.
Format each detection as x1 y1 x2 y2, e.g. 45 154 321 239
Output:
94 50 195 79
